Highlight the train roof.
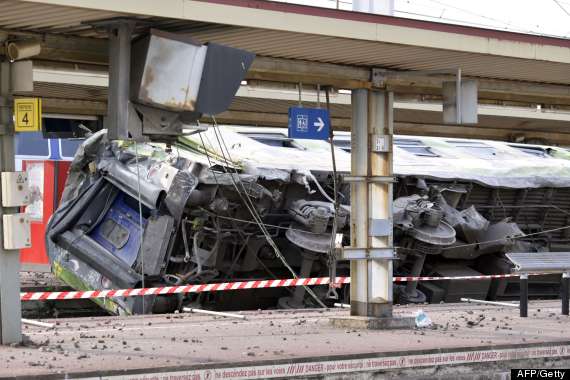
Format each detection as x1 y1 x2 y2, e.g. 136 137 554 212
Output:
180 127 570 189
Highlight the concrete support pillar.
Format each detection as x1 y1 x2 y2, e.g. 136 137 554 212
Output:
0 60 23 344
349 89 393 318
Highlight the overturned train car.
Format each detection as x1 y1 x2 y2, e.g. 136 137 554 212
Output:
46 127 570 314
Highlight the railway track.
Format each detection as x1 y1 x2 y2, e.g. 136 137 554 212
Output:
20 272 106 319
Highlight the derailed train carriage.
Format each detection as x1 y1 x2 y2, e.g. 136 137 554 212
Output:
46 126 570 314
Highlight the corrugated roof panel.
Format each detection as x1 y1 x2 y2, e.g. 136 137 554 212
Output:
186 27 570 85
20 81 570 142
16 81 107 101
0 1 568 84
0 0 125 35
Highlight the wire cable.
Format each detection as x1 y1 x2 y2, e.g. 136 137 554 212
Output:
208 120 327 308
202 211 338 236
133 141 146 312
210 126 292 261
441 224 570 251
424 0 535 32
325 86 340 299
202 212 570 257
197 125 221 186
394 9 533 34
554 0 570 17
474 204 570 217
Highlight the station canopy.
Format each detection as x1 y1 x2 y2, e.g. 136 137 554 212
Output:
2 0 570 144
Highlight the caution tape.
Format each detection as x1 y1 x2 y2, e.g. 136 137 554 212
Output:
20 277 348 301
392 273 536 282
20 272 550 301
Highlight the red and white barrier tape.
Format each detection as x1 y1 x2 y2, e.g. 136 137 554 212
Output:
20 277 348 301
392 273 534 282
20 272 549 301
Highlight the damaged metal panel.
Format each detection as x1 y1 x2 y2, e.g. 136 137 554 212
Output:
131 30 255 115
139 215 175 276
100 160 166 209
131 30 207 112
57 229 141 290
195 43 255 115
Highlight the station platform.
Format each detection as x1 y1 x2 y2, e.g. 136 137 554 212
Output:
19 271 63 291
2 300 570 379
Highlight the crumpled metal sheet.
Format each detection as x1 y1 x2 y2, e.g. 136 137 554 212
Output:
182 127 351 175
47 131 188 315
185 127 570 189
394 136 570 189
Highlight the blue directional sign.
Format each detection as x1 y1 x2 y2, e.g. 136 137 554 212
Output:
288 107 331 140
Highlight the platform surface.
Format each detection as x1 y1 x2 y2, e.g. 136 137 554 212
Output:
19 271 65 291
1 300 570 379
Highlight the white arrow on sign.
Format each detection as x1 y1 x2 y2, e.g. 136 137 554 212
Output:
313 117 325 132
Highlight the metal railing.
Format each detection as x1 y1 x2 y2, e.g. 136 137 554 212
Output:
506 252 570 318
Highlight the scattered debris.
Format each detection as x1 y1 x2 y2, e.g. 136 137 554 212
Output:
415 310 432 328
466 316 486 327
182 308 246 320
21 319 55 329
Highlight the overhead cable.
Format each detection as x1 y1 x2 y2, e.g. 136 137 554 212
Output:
203 121 327 308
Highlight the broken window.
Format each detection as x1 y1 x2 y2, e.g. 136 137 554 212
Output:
394 138 439 157
99 219 130 250
240 132 306 150
508 144 549 158
447 140 498 159
333 139 351 152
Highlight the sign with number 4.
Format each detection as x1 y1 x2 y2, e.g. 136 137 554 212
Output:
14 98 42 132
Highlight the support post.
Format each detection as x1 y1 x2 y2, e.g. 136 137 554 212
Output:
107 22 133 140
0 60 22 344
349 89 393 318
520 273 528 318
562 272 569 316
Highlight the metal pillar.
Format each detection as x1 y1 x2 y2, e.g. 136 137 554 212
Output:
107 22 133 140
0 61 22 344
562 272 569 316
520 273 528 318
349 89 393 318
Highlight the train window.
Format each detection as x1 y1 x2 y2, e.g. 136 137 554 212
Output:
447 140 497 159
43 117 101 139
60 139 84 159
240 132 306 150
508 144 549 158
394 138 439 157
99 219 130 250
333 139 351 152
15 132 50 157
